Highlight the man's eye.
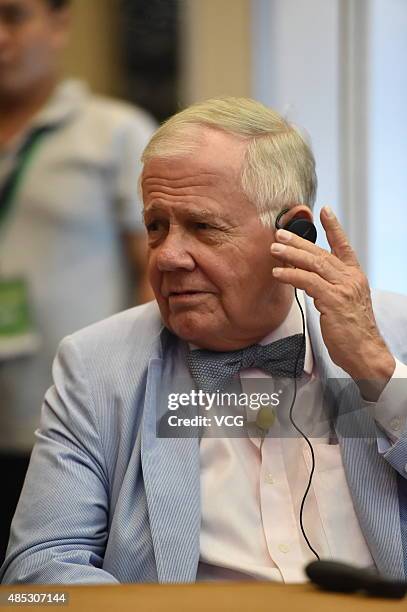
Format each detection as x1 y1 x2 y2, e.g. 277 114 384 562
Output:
146 221 161 233
195 222 212 231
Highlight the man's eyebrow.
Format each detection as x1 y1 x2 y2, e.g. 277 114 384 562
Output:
185 209 226 224
142 203 164 217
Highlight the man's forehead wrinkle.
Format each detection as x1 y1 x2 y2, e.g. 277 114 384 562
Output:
142 172 240 207
143 191 223 207
144 184 220 198
142 171 223 188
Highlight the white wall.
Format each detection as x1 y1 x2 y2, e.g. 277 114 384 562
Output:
252 0 407 293
368 0 407 293
252 0 342 254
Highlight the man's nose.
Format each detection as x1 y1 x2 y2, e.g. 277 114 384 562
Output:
155 229 195 272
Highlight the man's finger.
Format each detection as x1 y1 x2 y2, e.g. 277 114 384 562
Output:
272 266 336 303
275 228 319 254
270 243 346 284
321 206 359 265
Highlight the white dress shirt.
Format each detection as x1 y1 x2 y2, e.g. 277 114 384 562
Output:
196 291 407 582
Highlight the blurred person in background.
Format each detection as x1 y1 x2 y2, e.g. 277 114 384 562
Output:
0 0 156 562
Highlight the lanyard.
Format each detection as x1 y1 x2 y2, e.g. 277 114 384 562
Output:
0 127 50 230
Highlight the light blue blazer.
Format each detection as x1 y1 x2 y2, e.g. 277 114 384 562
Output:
1 291 407 584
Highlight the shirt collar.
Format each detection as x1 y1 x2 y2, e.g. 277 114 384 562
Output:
1 79 89 155
257 290 313 375
189 290 313 376
31 79 89 129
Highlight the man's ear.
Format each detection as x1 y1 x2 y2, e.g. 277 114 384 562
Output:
275 205 317 243
277 205 314 228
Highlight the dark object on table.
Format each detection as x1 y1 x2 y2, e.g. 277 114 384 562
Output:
306 559 407 599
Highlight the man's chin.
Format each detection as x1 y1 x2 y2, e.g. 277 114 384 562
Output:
165 312 217 347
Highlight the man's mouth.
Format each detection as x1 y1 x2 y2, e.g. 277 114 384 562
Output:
165 290 213 301
169 290 202 296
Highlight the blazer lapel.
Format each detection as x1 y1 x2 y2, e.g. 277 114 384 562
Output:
141 334 201 583
305 296 405 579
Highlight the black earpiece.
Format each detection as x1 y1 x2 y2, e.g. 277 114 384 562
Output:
275 207 317 244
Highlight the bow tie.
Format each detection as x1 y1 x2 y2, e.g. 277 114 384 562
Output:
186 334 305 392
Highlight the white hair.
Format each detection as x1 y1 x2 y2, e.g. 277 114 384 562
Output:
141 97 317 227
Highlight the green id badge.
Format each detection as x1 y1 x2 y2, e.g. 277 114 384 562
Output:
0 277 41 359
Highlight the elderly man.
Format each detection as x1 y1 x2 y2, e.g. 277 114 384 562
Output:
1 98 407 585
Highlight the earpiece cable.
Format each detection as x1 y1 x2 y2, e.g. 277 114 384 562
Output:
290 288 320 560
258 288 320 560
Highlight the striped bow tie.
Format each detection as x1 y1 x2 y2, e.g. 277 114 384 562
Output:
186 333 305 392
